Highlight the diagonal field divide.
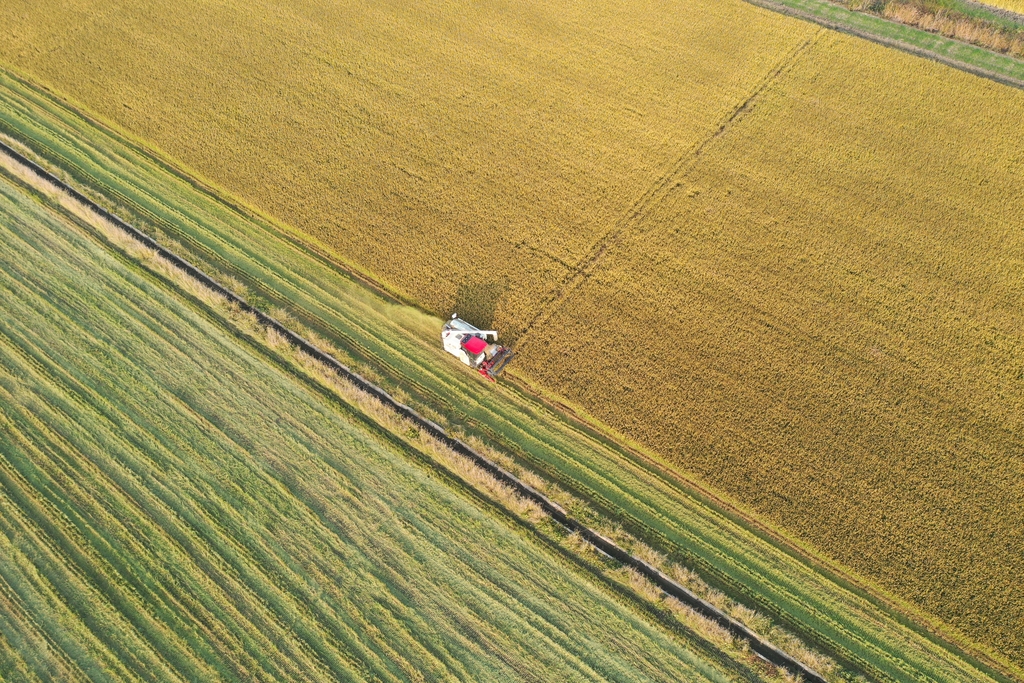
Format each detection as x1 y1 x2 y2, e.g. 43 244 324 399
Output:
0 139 833 683
515 28 825 346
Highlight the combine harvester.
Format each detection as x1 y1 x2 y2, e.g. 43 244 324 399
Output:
442 314 514 381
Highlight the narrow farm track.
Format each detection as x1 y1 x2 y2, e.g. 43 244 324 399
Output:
746 0 1024 89
516 28 824 346
0 137 831 683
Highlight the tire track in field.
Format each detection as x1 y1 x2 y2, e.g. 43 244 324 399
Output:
0 139 831 683
515 28 824 346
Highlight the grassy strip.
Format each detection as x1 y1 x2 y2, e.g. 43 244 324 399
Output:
0 70 1014 682
894 0 1024 28
851 0 1024 53
747 0 1024 86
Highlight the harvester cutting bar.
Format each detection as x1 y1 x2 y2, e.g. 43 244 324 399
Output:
482 347 514 379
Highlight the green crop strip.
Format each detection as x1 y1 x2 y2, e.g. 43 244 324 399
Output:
0 165 749 681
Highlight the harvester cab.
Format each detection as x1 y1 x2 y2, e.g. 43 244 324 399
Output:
441 314 514 381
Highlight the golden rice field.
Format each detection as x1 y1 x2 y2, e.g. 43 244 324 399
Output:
981 0 1024 14
0 0 816 338
517 29 1024 661
1 0 1022 670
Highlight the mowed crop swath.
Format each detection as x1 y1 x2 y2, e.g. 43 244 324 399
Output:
1 0 1022 671
0 172 743 681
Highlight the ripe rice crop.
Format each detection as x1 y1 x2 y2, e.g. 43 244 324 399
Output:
0 0 815 340
516 29 1024 664
1 0 1022 674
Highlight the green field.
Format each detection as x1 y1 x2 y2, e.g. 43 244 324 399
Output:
0 158 775 681
0 71 1010 682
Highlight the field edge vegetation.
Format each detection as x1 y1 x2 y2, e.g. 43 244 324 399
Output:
851 0 1024 55
0 130 841 683
750 0 1024 86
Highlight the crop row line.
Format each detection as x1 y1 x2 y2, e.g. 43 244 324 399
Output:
0 139 828 683
0 323 358 681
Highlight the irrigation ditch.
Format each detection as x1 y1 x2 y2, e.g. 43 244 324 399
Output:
0 138 829 683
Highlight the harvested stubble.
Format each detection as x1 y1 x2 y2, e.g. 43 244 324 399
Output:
0 170 744 682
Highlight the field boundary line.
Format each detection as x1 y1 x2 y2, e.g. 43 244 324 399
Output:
745 0 1024 90
0 138 830 683
515 29 823 345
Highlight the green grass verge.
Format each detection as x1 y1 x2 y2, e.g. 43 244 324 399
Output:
0 163 748 682
750 0 1024 84
0 68 1014 683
